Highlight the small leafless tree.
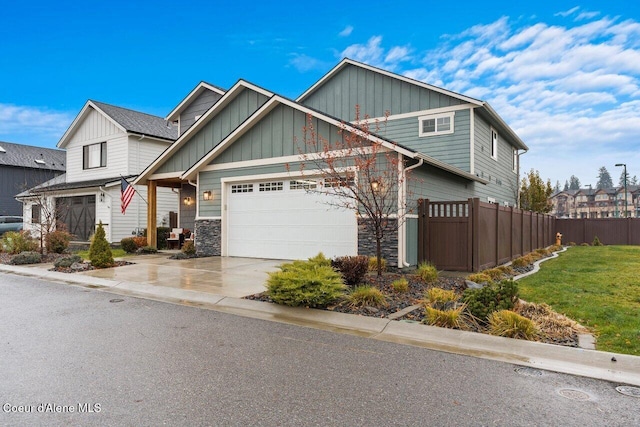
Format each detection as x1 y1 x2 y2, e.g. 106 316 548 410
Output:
292 106 416 276
21 191 66 254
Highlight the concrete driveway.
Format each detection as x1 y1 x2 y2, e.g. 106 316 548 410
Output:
77 253 282 298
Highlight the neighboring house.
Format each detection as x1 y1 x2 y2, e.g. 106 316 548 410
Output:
550 186 639 219
0 141 65 216
135 58 528 268
18 100 179 242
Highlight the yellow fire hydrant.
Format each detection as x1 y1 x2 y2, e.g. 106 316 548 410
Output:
555 232 563 246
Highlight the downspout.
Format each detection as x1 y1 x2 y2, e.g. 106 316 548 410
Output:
400 157 424 268
516 149 528 208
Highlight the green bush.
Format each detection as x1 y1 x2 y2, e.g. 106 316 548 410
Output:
120 237 137 253
266 256 346 308
368 256 387 272
391 277 409 293
592 236 603 246
142 227 171 250
416 262 438 283
331 255 369 286
467 273 493 284
89 222 114 268
483 268 504 281
511 255 533 268
45 230 71 254
138 246 158 254
1 231 38 255
347 285 387 307
182 240 196 256
463 280 519 322
11 251 42 265
424 305 468 329
489 310 540 340
54 255 83 268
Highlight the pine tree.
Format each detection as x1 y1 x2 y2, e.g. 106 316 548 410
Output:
563 180 569 191
596 166 613 189
619 169 631 187
89 222 114 268
569 175 581 190
554 180 561 192
631 175 639 186
519 169 553 213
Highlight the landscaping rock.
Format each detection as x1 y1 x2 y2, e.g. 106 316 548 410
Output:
465 279 484 289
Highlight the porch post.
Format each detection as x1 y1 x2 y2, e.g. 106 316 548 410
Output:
147 181 157 247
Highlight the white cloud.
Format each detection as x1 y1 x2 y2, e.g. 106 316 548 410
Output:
341 36 385 66
0 104 72 142
288 53 329 73
555 7 580 18
338 25 353 37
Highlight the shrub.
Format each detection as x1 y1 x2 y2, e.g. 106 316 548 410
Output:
54 255 83 268
580 242 590 246
425 287 458 306
391 277 409 293
535 248 551 257
132 236 147 248
266 259 346 308
467 273 493 284
424 305 468 329
568 241 577 246
489 310 540 340
120 237 137 254
416 262 438 283
143 227 171 250
11 251 42 265
137 246 158 254
549 244 562 252
368 256 387 272
332 255 369 286
1 231 38 255
45 230 71 254
182 240 196 256
347 285 387 307
307 252 332 267
89 222 114 268
511 255 532 268
497 265 514 276
483 268 504 281
592 236 603 246
463 280 519 322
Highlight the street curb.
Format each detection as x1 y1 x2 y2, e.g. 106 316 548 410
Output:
2 262 639 386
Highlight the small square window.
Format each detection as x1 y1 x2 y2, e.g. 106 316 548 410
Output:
83 142 107 169
231 184 253 193
290 180 317 190
259 182 284 192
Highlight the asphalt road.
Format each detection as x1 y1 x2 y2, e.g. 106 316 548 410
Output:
1 272 638 426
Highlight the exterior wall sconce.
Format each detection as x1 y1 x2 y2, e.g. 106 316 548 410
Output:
183 196 192 206
371 180 382 192
203 191 213 201
99 192 105 202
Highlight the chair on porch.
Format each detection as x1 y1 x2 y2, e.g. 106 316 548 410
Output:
167 228 183 249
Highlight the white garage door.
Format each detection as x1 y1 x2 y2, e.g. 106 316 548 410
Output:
227 179 357 260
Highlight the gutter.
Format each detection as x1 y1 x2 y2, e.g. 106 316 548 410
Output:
400 158 424 268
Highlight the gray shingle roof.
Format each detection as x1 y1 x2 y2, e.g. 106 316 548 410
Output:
91 101 178 141
17 174 137 197
0 141 66 171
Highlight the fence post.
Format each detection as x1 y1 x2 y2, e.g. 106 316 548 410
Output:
418 199 425 263
467 199 473 271
494 202 500 267
472 198 480 272
521 208 525 256
628 217 632 245
510 206 514 260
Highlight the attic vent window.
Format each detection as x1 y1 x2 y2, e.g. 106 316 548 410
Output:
35 159 46 165
418 112 455 137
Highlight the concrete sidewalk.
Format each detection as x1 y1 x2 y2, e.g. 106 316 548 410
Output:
2 258 639 387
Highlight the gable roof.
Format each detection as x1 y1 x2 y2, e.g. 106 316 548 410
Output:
0 140 66 171
298 58 528 151
134 80 274 185
58 100 178 148
180 94 487 184
16 174 136 197
165 81 227 122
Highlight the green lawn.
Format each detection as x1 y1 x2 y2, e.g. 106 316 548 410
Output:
518 245 640 355
75 248 129 260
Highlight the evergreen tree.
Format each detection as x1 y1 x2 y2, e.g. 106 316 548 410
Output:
631 175 639 186
569 175 581 190
519 169 553 213
554 180 561 192
619 169 631 187
563 180 569 191
89 222 114 268
596 167 613 189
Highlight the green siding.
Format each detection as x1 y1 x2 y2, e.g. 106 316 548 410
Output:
405 217 418 266
408 164 475 210
302 64 465 120
157 88 269 174
472 112 519 206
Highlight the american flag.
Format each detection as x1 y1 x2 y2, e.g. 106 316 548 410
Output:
121 177 135 214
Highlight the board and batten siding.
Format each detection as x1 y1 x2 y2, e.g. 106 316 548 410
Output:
472 113 519 206
126 136 174 176
157 89 270 175
302 64 466 120
384 109 471 172
179 90 224 135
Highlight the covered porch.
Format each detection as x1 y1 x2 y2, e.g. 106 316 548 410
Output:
145 177 197 248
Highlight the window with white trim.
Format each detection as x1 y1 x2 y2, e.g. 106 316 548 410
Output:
418 112 455 137
290 179 317 190
231 184 253 193
512 148 517 173
491 128 498 160
83 142 107 169
259 181 283 192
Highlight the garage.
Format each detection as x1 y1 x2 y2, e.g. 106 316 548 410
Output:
56 195 96 241
226 178 357 260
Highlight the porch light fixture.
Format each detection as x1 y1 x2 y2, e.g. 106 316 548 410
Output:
203 191 213 201
183 196 192 206
371 180 382 192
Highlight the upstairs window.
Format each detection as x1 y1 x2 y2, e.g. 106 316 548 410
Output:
83 142 107 169
418 112 455 137
491 128 498 160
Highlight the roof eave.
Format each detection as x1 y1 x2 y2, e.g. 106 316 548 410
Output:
165 82 227 122
481 102 528 151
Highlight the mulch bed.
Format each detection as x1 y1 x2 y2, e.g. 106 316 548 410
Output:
50 260 134 273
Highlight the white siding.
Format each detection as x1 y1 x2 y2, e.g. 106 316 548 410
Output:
126 136 173 175
65 135 129 182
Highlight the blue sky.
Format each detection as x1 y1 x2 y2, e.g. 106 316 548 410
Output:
1 1 639 188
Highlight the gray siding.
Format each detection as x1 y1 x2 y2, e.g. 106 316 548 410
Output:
179 90 224 135
473 113 519 205
385 109 471 171
180 184 196 231
407 164 475 209
302 64 465 120
0 165 62 216
157 89 269 174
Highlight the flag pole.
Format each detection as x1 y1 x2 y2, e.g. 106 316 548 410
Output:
121 175 149 206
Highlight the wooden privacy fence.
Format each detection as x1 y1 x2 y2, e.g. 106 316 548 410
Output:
417 198 556 272
556 218 640 245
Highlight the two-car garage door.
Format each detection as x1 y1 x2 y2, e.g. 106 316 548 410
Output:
226 178 357 260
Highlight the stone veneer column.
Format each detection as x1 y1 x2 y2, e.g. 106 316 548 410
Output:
194 219 221 256
357 218 398 267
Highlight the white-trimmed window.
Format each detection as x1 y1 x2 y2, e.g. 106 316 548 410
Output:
418 112 454 137
259 181 283 192
231 184 253 193
512 148 517 173
491 128 498 160
83 142 107 169
290 179 317 190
